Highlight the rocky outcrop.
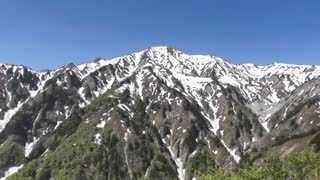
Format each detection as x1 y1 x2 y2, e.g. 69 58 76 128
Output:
0 47 320 179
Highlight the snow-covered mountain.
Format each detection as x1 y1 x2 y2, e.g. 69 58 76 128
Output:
0 47 320 179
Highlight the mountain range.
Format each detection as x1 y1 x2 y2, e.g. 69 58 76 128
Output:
0 46 319 179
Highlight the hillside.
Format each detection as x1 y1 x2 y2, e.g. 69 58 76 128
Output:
0 47 320 179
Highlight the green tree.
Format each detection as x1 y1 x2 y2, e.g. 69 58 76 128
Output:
200 145 320 180
200 167 229 180
283 146 320 179
186 149 215 177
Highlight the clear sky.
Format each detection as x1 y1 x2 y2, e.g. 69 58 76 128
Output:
0 0 319 70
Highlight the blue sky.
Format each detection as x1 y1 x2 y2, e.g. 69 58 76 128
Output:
0 0 319 70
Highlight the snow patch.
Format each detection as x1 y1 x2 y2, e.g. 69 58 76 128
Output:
0 164 24 180
0 101 23 132
168 145 185 180
94 133 102 145
96 120 106 128
220 140 241 163
25 137 40 157
54 121 62 130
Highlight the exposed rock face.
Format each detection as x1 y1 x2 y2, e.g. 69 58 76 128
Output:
0 47 320 179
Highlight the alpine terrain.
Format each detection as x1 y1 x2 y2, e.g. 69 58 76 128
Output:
0 47 319 179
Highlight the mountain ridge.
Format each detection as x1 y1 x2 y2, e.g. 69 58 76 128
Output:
2 46 320 72
0 46 320 179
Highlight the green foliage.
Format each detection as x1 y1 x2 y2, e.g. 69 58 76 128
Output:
200 168 229 180
258 155 287 179
209 135 222 148
134 97 147 120
83 90 118 116
119 88 131 103
7 160 39 180
9 119 127 180
184 125 199 153
149 153 177 179
310 133 320 151
271 129 291 146
186 149 216 177
56 111 82 136
283 146 320 179
0 139 25 170
237 167 269 180
127 136 155 178
8 90 178 180
200 145 320 180
126 96 178 179
272 128 320 147
130 96 150 134
35 164 51 180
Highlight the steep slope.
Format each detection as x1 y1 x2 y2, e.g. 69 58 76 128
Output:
0 47 320 179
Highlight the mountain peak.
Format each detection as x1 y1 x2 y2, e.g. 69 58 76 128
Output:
142 46 184 56
1 47 320 180
63 63 77 69
147 46 170 51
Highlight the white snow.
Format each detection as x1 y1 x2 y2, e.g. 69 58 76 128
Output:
64 106 71 119
190 150 198 157
182 129 187 133
220 140 241 163
283 107 289 119
135 70 146 99
96 120 106 128
220 130 224 136
41 149 49 157
54 121 63 130
260 120 270 133
298 90 305 96
297 117 303 124
0 101 23 132
25 137 40 157
118 104 134 118
219 75 240 87
3 72 52 133
94 133 102 145
78 87 90 105
0 164 24 180
2 47 320 180
168 145 185 180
